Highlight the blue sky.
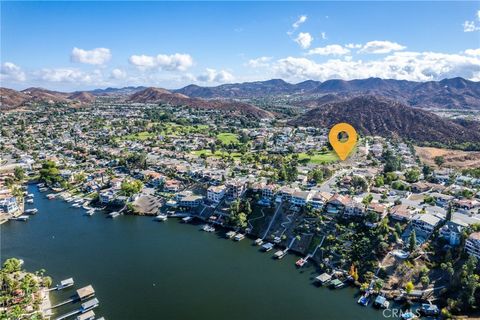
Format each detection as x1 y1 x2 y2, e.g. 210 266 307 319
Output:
1 1 479 91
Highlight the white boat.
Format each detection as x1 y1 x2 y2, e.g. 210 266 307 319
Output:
72 203 81 208
27 193 34 198
39 187 48 192
12 215 29 221
226 231 236 239
182 216 193 223
37 183 45 188
86 209 95 216
255 238 263 246
202 224 215 232
109 212 120 218
46 194 56 199
274 250 287 259
262 242 274 252
155 214 168 221
25 208 38 215
234 233 245 241
26 199 34 204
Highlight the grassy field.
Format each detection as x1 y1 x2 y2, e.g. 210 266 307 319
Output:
297 151 339 164
217 133 239 144
121 131 156 141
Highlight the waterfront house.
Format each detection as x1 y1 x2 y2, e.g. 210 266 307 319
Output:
261 184 276 199
179 195 203 208
310 192 331 210
207 185 226 203
465 232 480 259
291 190 313 207
164 180 181 193
326 194 349 215
0 196 19 214
99 189 117 204
226 179 246 200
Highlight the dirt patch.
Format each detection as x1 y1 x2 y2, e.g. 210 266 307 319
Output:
414 146 480 169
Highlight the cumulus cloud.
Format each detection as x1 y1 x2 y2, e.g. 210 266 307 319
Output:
292 15 307 29
294 32 313 49
359 41 406 54
129 53 193 71
272 51 480 82
0 62 26 82
111 68 127 79
71 47 111 65
247 56 272 68
35 68 104 84
307 45 350 56
196 68 234 83
463 20 480 32
345 43 362 49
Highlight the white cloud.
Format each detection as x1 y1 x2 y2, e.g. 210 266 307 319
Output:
71 47 111 65
463 20 480 32
35 68 104 84
111 68 127 79
294 32 313 49
273 51 480 82
0 62 26 82
129 53 193 71
307 44 350 56
359 41 406 54
465 48 480 56
247 56 272 68
196 68 234 83
320 32 327 40
477 10 480 20
292 15 307 29
345 43 362 49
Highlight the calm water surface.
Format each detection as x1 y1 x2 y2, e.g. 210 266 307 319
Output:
1 185 388 320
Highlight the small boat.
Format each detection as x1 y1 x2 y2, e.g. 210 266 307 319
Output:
46 194 56 200
37 183 45 188
26 199 34 204
155 214 168 222
109 212 120 218
25 208 38 215
202 224 215 232
226 231 236 239
296 258 307 267
72 203 81 208
274 250 286 259
56 278 74 290
12 215 29 221
401 311 418 319
329 279 344 289
27 193 34 198
86 209 95 216
358 292 371 306
261 242 274 252
374 295 390 309
234 233 245 241
39 187 48 192
254 238 263 246
182 216 193 223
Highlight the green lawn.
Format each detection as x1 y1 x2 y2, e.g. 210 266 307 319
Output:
120 131 156 141
217 133 239 145
297 151 339 164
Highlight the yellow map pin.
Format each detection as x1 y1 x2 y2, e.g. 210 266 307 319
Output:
328 123 357 161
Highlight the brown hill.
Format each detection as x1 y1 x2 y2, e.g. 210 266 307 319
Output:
127 87 272 119
0 88 30 110
68 91 96 104
21 87 69 104
289 95 480 145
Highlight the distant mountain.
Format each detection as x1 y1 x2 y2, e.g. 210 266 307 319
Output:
0 88 30 110
89 86 147 96
289 95 480 145
68 91 96 104
21 87 69 103
127 87 273 119
174 77 480 110
174 79 297 98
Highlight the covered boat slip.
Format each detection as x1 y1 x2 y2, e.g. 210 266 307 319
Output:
315 273 332 285
77 285 95 300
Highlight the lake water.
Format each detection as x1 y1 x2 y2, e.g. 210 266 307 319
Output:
1 184 389 320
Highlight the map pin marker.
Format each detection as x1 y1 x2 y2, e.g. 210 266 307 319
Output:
328 123 357 161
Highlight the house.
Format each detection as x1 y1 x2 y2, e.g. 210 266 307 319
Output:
465 232 480 259
291 190 312 207
226 179 246 200
261 184 276 199
179 195 203 208
164 180 181 192
389 205 414 221
207 185 226 203
310 192 331 210
411 182 431 193
326 194 350 214
411 213 442 235
343 198 364 217
0 197 19 214
99 189 117 204
367 203 387 220
440 219 467 246
431 193 454 208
